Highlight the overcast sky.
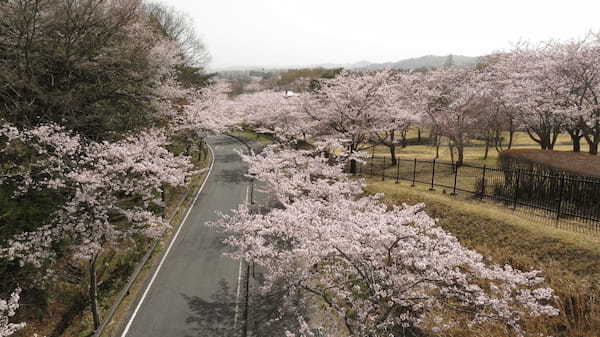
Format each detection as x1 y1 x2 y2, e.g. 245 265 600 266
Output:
165 0 600 70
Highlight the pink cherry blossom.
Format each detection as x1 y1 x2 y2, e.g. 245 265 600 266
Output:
0 288 25 337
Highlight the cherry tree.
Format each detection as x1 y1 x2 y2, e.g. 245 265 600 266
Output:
216 145 558 337
0 288 25 337
210 141 560 336
478 58 522 152
488 46 567 151
0 124 82 195
304 70 395 173
370 72 423 165
2 125 192 330
236 90 311 145
418 67 487 166
548 37 600 154
240 144 363 205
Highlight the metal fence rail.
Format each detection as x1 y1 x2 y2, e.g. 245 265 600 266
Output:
352 156 600 235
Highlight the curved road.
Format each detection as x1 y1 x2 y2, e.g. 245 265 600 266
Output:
120 135 251 337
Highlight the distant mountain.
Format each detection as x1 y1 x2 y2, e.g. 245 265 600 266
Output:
212 55 481 73
371 55 481 70
322 55 481 70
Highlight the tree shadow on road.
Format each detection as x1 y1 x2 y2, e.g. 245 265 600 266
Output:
182 279 238 337
212 168 251 184
182 276 307 337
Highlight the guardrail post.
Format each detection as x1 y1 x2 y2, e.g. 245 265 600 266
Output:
412 158 417 187
429 159 436 191
451 163 458 195
395 159 400 184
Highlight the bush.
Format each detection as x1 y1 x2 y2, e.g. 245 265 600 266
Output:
498 149 600 179
495 150 600 221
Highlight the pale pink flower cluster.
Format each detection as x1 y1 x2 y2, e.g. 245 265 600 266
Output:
486 37 600 150
0 289 25 337
241 145 364 205
217 143 559 337
1 125 193 264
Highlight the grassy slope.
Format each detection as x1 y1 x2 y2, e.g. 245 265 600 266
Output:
366 180 600 337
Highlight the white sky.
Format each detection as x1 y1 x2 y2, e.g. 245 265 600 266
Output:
164 0 600 70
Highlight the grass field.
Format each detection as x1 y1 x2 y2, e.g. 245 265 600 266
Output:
365 180 600 337
367 129 594 167
231 129 274 148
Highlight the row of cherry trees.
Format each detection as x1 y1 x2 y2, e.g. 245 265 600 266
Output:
0 1 232 334
230 34 600 169
209 35 600 335
215 143 559 336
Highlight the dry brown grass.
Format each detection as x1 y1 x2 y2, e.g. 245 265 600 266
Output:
365 180 600 337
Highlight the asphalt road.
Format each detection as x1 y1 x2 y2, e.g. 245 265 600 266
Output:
120 135 251 337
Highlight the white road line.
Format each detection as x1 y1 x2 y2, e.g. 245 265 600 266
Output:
120 143 216 337
233 146 251 329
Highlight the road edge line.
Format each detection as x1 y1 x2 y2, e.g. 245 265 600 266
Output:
119 142 216 337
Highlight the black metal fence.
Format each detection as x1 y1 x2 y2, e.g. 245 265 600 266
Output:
352 156 600 235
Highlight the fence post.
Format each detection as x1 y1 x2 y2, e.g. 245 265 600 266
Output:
513 169 520 211
382 157 386 181
480 165 487 200
430 159 436 191
412 158 417 187
395 159 400 184
556 175 565 221
451 164 458 195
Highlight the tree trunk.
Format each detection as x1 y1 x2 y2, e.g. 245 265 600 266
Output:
417 128 421 145
527 128 551 150
349 145 358 174
349 159 357 174
568 130 583 152
550 131 559 150
508 128 514 150
456 145 464 167
584 126 599 155
494 128 503 152
89 255 100 330
434 135 440 159
573 139 581 152
588 139 599 155
483 133 490 160
449 141 455 164
389 130 397 165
